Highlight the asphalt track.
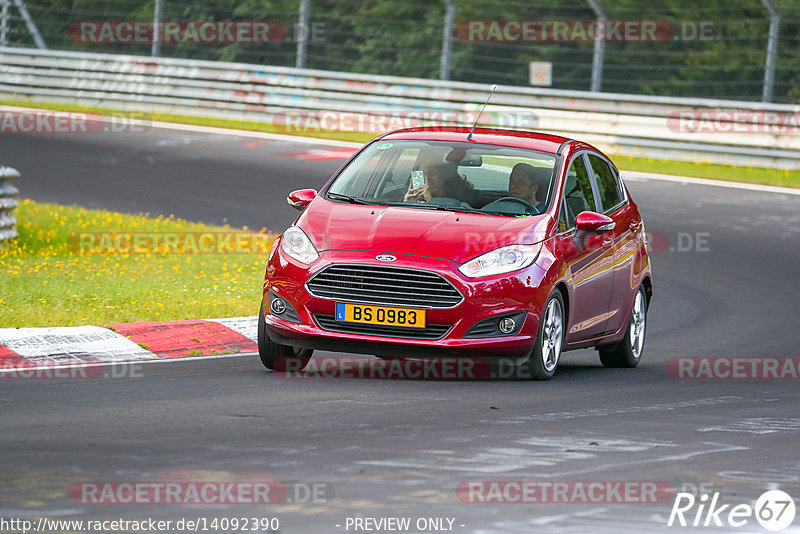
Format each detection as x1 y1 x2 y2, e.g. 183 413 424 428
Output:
2 126 800 533
0 126 345 232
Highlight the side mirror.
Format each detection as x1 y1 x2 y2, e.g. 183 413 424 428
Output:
575 211 615 233
287 189 317 211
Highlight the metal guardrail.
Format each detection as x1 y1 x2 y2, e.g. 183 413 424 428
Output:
1 46 799 170
0 166 20 242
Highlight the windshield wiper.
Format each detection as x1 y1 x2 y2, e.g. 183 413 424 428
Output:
326 192 374 205
379 200 483 214
427 204 482 214
379 200 447 211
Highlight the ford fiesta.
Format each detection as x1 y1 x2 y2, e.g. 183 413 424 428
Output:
259 127 652 380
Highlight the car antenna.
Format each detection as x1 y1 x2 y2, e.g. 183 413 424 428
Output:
466 84 497 141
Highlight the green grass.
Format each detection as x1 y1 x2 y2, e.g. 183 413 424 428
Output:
0 200 275 328
613 156 800 189
2 97 798 188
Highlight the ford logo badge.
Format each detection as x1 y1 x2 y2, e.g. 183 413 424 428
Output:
376 254 396 262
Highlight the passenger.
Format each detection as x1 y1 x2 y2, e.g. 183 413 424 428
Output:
508 163 549 212
404 161 478 207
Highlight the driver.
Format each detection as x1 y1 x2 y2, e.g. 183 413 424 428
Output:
508 163 548 212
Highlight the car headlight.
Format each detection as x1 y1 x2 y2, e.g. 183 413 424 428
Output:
458 243 541 278
280 226 319 264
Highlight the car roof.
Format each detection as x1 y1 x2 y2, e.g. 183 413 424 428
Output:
379 127 573 154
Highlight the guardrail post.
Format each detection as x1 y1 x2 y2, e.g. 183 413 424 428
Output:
440 0 455 81
1 0 9 47
10 0 45 49
151 0 163 57
760 0 779 103
296 0 310 68
586 0 606 92
0 166 20 242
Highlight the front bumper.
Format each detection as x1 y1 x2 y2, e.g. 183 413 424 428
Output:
264 247 548 359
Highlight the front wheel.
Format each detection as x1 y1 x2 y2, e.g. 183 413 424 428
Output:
257 300 312 371
599 286 647 368
518 291 565 380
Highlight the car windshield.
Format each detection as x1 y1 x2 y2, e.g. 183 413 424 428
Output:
326 140 558 216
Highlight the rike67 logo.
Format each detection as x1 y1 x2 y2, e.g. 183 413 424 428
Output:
668 490 796 531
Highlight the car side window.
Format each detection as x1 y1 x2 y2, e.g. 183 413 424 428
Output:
557 200 569 233
589 154 624 213
563 155 596 228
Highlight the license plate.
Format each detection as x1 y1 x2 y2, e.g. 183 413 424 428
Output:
335 303 426 328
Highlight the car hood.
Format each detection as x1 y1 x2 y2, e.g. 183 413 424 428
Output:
296 198 553 263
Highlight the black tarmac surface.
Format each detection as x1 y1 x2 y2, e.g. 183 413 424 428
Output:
2 125 799 533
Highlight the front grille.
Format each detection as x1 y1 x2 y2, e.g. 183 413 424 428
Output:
306 264 463 308
314 314 451 340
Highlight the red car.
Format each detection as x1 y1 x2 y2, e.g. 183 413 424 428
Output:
259 127 652 380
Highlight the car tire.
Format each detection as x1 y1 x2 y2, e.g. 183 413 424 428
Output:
519 291 565 380
257 300 313 371
599 286 647 368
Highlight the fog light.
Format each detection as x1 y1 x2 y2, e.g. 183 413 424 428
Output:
270 297 287 315
498 317 516 334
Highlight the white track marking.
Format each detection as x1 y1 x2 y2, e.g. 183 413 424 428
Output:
2 104 797 195
623 170 800 196
0 326 155 363
698 417 800 435
210 316 259 343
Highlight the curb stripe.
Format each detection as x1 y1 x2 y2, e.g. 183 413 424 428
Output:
0 319 259 373
210 316 258 344
0 343 25 367
0 326 156 364
110 320 256 358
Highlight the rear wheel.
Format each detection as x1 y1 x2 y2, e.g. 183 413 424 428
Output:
257 300 312 371
518 291 565 380
599 286 647 368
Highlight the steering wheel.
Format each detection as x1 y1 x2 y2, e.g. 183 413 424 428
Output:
493 196 541 215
